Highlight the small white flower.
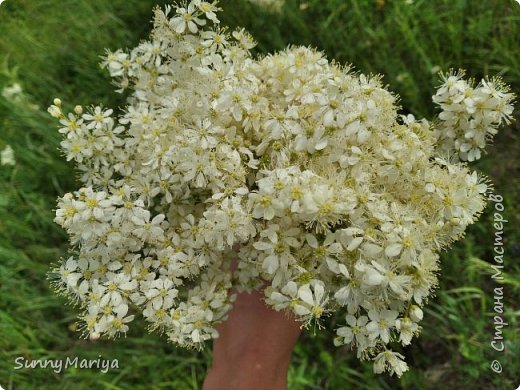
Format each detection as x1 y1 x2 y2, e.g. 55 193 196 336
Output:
396 317 419 345
145 278 178 309
366 309 398 343
373 350 408 377
132 212 167 242
335 314 368 345
170 3 206 34
295 282 328 320
194 0 220 23
83 106 114 130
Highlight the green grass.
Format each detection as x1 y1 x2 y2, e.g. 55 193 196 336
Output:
1 0 519 389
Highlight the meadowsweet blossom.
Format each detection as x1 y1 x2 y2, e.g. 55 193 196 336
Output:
433 70 515 161
49 0 514 376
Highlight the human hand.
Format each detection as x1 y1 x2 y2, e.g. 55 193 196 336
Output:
202 286 302 390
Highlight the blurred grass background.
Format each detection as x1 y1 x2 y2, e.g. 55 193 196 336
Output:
0 0 519 389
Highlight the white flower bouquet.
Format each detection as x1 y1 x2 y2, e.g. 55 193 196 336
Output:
49 0 514 376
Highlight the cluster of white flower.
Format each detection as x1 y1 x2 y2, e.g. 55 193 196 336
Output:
49 0 514 376
433 70 515 161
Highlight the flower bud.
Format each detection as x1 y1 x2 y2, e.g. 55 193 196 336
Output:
74 105 83 115
409 305 423 322
450 217 461 225
53 98 62 106
47 105 62 118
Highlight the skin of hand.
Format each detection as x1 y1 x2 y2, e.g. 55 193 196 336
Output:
202 286 302 390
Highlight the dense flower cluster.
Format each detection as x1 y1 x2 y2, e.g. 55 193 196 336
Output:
49 0 514 376
433 70 514 161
